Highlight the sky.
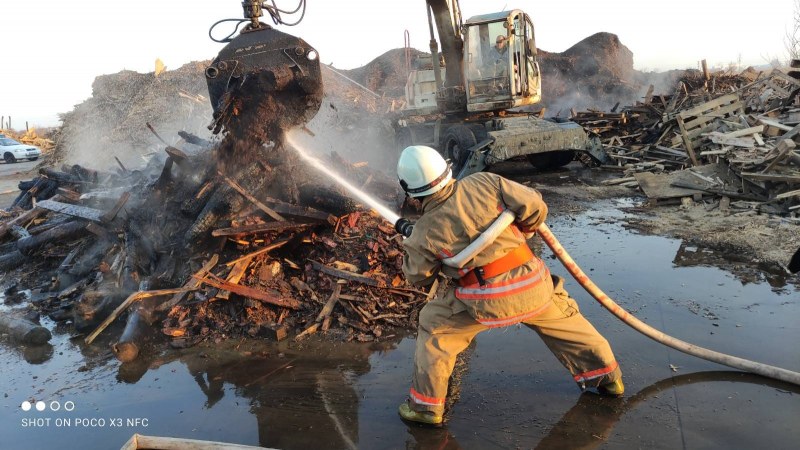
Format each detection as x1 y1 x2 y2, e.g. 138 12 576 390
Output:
1 0 795 128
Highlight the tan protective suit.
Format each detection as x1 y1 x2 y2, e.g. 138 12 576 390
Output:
402 172 621 414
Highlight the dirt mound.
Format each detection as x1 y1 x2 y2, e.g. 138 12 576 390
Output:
340 48 429 97
538 32 640 114
54 62 214 170
561 32 635 81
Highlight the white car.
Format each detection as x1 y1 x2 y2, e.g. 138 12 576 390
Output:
0 137 41 163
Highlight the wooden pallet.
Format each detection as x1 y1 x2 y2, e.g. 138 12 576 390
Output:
676 93 744 166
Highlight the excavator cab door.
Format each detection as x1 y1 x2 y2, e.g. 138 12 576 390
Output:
521 14 541 103
463 18 512 111
463 11 539 112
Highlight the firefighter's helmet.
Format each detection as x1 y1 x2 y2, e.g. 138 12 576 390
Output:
397 145 452 198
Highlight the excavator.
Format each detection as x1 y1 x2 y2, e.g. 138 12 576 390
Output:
204 0 610 177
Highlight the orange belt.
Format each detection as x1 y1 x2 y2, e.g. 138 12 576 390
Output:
458 244 534 287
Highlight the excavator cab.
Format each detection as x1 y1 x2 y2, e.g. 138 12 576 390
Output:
462 10 541 112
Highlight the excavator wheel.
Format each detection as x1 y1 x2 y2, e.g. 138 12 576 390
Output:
527 150 575 170
440 125 476 175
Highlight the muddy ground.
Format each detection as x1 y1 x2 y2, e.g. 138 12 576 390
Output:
1 161 798 449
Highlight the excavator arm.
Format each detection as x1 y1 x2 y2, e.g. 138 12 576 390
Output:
425 0 464 92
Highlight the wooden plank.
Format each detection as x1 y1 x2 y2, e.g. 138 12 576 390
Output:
775 188 800 199
261 197 337 224
85 288 195 345
634 163 731 200
653 145 689 157
707 133 755 148
766 79 791 98
682 101 745 133
224 238 291 267
723 125 764 138
196 273 300 309
310 260 384 287
762 140 797 173
740 172 800 183
36 199 105 222
215 256 253 301
219 171 286 222
120 433 270 450
678 94 740 119
155 255 219 312
757 117 793 132
676 114 698 166
211 221 312 237
772 69 800 87
779 122 800 141
670 180 766 201
100 191 130 223
634 172 703 200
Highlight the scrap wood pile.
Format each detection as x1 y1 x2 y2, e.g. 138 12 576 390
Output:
572 61 800 216
0 130 426 362
0 127 56 152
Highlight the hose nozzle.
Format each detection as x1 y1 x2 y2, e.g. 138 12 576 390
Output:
395 218 414 238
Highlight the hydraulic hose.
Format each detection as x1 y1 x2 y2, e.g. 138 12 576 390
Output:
537 223 800 387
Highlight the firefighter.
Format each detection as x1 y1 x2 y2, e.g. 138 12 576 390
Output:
395 145 623 426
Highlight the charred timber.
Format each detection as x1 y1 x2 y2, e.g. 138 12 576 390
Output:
178 131 213 148
181 180 217 217
112 294 159 362
211 221 312 237
0 312 52 345
39 168 81 184
16 220 89 256
121 230 140 292
0 250 26 273
73 290 127 331
0 199 53 240
184 164 270 242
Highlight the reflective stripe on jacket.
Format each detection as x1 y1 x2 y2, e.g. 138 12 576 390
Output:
402 172 554 327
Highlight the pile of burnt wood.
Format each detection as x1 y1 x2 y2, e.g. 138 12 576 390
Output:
573 63 800 215
0 133 429 362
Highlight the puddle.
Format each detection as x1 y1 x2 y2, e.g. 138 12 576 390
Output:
1 199 799 449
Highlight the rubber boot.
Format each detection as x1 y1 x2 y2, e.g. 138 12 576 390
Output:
398 402 443 427
598 378 624 397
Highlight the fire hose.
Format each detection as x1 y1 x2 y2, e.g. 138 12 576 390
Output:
398 210 800 386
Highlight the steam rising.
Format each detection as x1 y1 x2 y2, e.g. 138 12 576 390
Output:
55 62 216 170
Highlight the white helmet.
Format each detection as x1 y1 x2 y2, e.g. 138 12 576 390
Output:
397 145 452 198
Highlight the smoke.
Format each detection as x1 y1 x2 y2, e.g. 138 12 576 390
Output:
289 92 398 174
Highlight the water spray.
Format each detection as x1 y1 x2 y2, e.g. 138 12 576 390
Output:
284 132 800 387
285 134 401 225
285 134 415 236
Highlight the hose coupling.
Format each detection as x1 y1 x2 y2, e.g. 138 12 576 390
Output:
395 218 414 238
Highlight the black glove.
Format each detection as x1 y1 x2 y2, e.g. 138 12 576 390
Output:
395 218 414 238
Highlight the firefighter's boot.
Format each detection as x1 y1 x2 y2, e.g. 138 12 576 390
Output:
398 402 443 427
598 378 625 397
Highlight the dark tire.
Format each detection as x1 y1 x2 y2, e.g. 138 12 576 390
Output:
527 151 575 170
4 153 16 164
28 157 38 161
440 125 476 175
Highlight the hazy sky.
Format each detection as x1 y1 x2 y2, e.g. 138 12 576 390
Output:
1 0 795 128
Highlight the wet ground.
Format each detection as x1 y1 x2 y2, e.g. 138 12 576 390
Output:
0 159 38 207
1 163 799 449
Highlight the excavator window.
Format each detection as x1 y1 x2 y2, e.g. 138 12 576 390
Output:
464 20 511 100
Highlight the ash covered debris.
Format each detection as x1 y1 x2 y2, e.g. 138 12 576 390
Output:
575 61 800 217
